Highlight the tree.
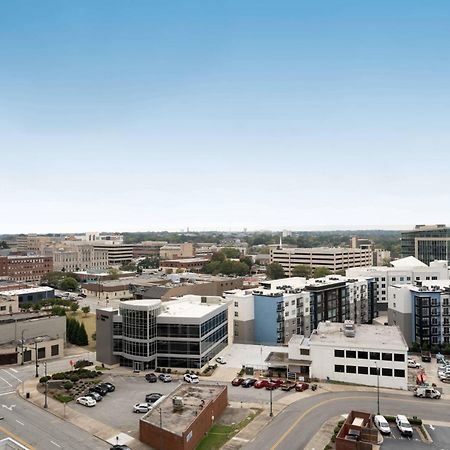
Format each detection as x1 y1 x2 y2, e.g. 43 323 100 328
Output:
137 256 160 270
210 252 226 263
0 240 9 249
81 306 90 316
292 265 312 278
60 277 79 291
107 268 120 280
313 267 332 278
32 303 42 311
221 247 241 259
77 323 89 346
120 262 137 271
266 262 285 280
70 303 79 314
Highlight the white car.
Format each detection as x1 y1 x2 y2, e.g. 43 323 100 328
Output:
76 396 96 407
215 356 227 364
133 403 151 413
407 359 420 369
395 415 413 437
374 415 391 435
184 374 199 384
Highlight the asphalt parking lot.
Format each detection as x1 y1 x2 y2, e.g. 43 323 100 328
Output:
381 423 450 450
70 373 304 435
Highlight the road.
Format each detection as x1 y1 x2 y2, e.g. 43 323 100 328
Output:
0 354 110 449
243 391 450 450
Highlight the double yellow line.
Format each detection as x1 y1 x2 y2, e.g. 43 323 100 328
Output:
0 424 36 450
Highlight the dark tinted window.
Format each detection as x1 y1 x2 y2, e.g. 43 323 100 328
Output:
382 353 392 361
346 365 356 374
346 350 356 358
394 354 405 362
382 368 393 376
358 366 368 374
335 365 345 373
370 352 380 360
358 351 368 359
334 349 345 358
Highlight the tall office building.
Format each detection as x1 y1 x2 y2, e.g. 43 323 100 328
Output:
401 225 450 265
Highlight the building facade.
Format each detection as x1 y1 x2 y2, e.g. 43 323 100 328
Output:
160 243 194 260
270 247 372 276
0 256 53 282
96 295 231 370
401 224 450 265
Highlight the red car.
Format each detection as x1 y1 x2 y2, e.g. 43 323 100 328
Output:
266 379 283 390
231 377 244 386
281 381 295 391
295 382 309 392
254 379 270 389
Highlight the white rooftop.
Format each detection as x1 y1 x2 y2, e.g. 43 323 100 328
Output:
310 322 408 351
390 256 427 268
0 286 54 296
159 297 226 318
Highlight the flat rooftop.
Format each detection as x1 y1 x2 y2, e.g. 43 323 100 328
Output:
0 286 54 296
141 384 226 435
159 297 226 318
161 257 210 263
310 322 408 351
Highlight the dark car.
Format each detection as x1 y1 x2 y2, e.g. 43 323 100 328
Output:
231 377 244 386
86 392 102 402
89 385 108 396
145 393 163 403
241 378 257 388
110 446 132 450
100 382 115 392
145 373 158 383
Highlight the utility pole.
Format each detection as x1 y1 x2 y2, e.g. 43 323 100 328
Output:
21 329 27 365
44 362 48 409
34 340 39 378
269 388 273 417
376 362 380 415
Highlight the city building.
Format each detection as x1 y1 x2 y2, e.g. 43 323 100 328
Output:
225 275 376 345
0 255 53 282
80 280 133 301
401 224 450 265
0 286 54 306
159 243 194 260
16 234 57 254
139 384 227 450
44 244 109 272
388 280 450 347
159 257 210 273
0 279 30 292
96 295 232 370
335 411 378 450
287 321 408 389
92 243 134 266
0 312 65 365
373 248 391 266
350 236 374 251
347 257 448 311
132 241 166 258
270 246 372 276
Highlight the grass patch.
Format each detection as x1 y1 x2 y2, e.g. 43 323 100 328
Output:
54 393 73 403
95 365 110 371
196 409 261 450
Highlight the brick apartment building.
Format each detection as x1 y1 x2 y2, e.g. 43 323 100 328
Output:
0 256 53 282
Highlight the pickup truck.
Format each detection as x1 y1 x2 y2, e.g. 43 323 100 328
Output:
421 351 432 363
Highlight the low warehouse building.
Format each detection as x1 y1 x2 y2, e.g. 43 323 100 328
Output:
140 383 227 450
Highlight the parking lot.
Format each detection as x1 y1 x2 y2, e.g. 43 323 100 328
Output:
381 423 450 450
70 372 306 435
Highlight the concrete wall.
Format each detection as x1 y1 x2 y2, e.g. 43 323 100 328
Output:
96 309 120 365
253 295 281 345
233 319 254 344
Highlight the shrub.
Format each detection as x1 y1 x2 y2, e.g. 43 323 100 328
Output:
161 368 166 373
63 381 74 390
74 359 93 369
54 393 73 403
155 367 161 373
39 376 51 384
409 417 423 425
167 368 172 374
185 370 190 374
52 372 68 380
69 375 80 383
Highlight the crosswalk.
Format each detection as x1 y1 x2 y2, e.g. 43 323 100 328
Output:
0 368 21 396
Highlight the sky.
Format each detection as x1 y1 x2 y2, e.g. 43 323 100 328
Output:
1 1 450 233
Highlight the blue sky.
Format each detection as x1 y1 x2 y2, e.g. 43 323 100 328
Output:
1 1 450 233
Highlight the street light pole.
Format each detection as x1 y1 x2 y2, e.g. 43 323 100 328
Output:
269 388 273 417
34 340 39 378
21 329 27 365
44 362 48 409
376 362 380 415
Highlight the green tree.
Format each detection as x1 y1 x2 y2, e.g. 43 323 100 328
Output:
0 240 9 249
137 256 160 270
313 267 332 278
77 323 89 346
266 262 285 280
51 305 67 316
41 271 80 289
32 303 42 311
120 262 137 271
221 247 241 259
60 277 79 291
210 252 226 263
292 265 312 278
81 306 90 316
107 268 120 280
240 256 253 270
70 302 79 314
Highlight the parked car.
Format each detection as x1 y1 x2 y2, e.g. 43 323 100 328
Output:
76 396 96 407
241 378 257 388
145 373 158 383
421 351 432 363
407 359 421 369
86 392 102 402
295 382 310 392
215 356 227 364
145 393 163 403
184 373 199 384
266 379 283 390
133 403 152 413
99 382 115 393
89 385 108 396
232 377 244 386
396 415 413 437
281 381 296 391
254 379 270 389
414 386 441 399
110 446 132 450
158 374 172 383
374 415 391 435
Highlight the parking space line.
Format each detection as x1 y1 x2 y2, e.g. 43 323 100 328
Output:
0 378 12 388
2 369 21 383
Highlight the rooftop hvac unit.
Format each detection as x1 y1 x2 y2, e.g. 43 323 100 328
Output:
172 396 184 411
343 320 355 337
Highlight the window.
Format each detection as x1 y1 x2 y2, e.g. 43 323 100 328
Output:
234 311 238 317
234 302 238 307
334 349 345 358
382 368 393 377
370 367 379 375
358 366 368 374
291 300 295 305
394 353 405 362
346 365 356 374
335 365 345 373
300 349 310 356
358 351 368 359
382 353 392 361
394 369 405 378
370 352 380 360
51 345 59 356
391 277 396 281
37 347 46 359
346 350 356 358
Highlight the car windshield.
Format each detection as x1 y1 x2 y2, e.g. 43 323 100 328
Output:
401 422 410 428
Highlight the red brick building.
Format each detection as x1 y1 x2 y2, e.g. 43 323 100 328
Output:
140 384 227 450
0 256 53 282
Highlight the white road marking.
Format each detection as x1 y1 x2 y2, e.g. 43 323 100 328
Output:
232 437 249 442
0 377 12 387
9 368 18 373
50 441 61 448
429 424 435 430
2 369 21 382
2 404 15 411
0 392 15 397
15 420 24 426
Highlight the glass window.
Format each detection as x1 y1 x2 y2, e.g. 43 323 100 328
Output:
346 365 356 374
394 369 405 378
334 349 345 358
358 366 368 374
37 347 46 359
394 353 405 362
346 350 356 358
51 345 59 356
370 367 379 375
358 351 368 359
382 368 393 377
370 352 380 360
382 353 392 361
334 365 344 373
